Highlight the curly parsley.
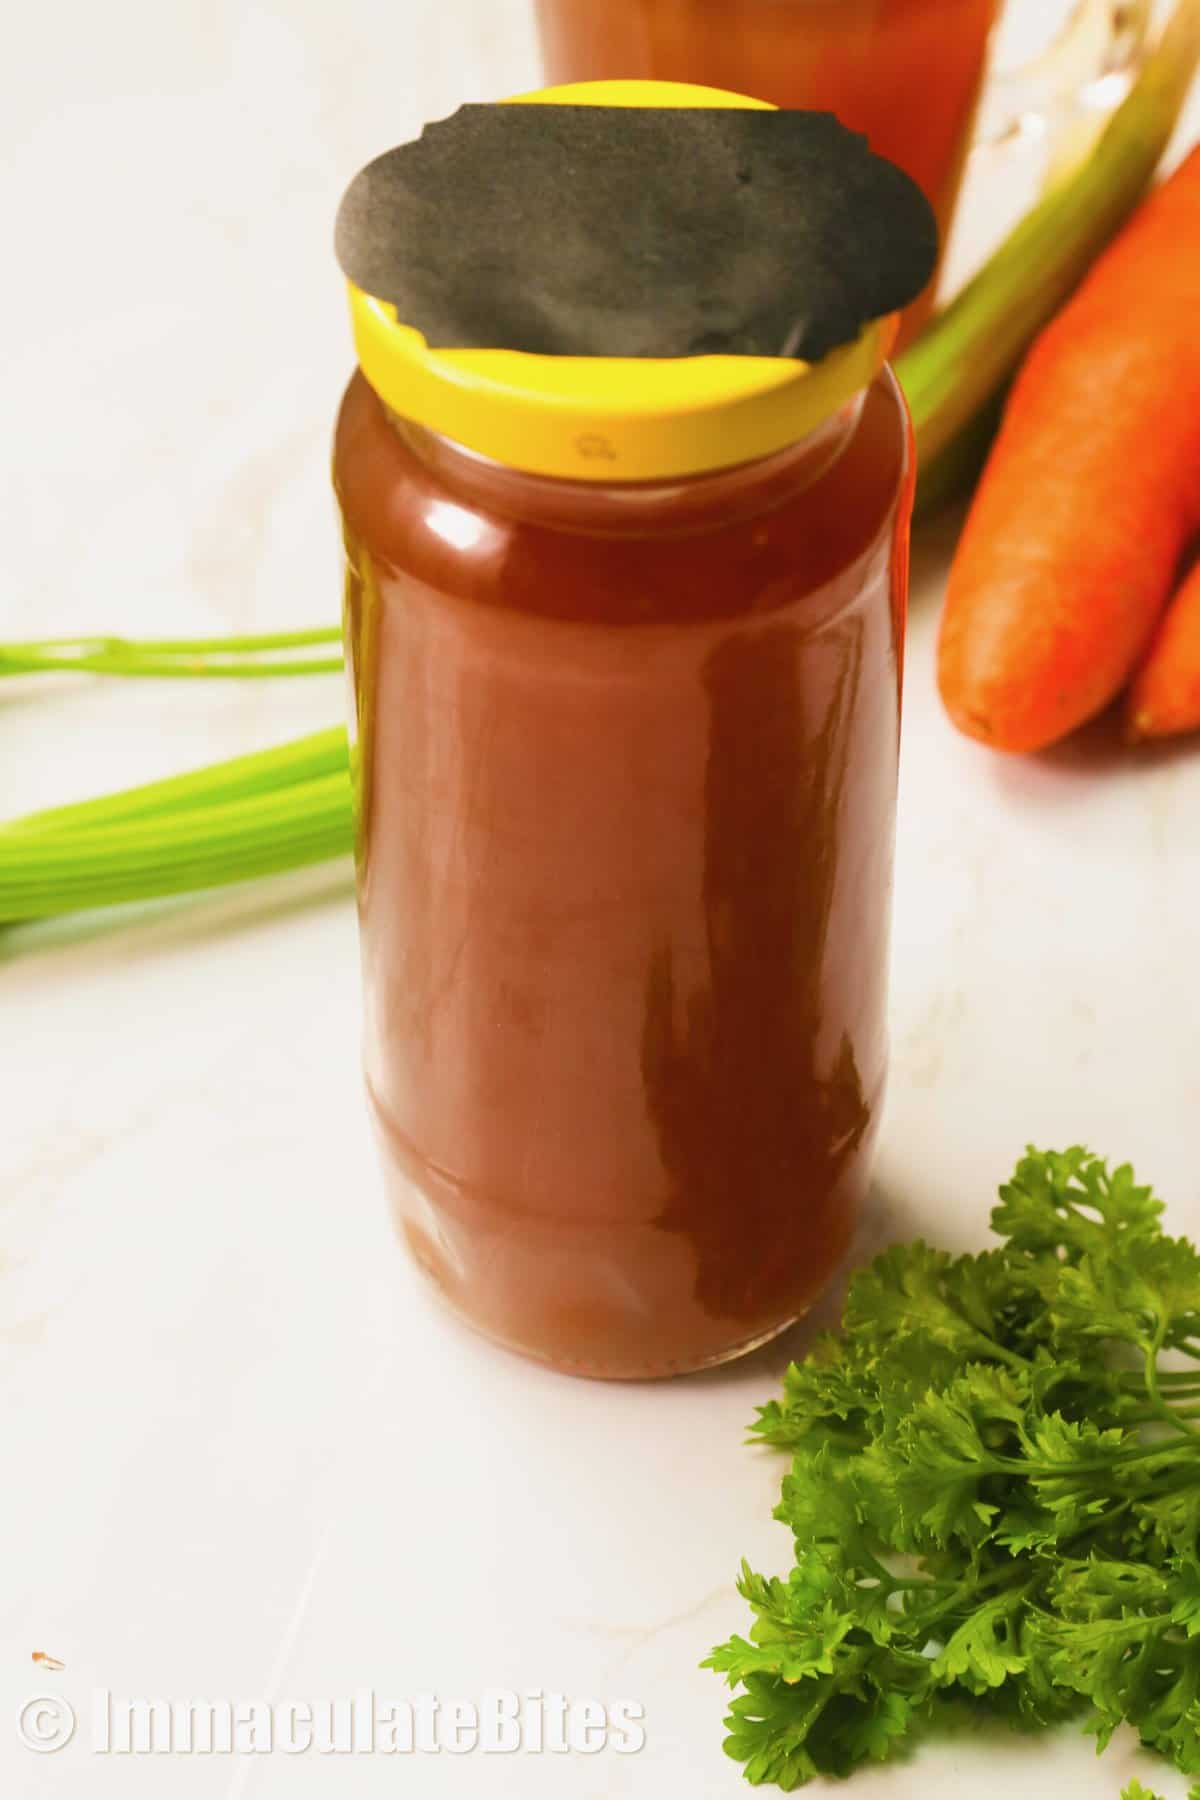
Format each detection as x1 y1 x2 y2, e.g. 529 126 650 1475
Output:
705 1149 1200 1792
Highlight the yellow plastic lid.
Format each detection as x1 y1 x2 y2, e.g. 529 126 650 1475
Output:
345 81 898 482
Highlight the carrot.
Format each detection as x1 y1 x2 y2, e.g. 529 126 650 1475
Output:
1125 553 1200 739
937 145 1200 753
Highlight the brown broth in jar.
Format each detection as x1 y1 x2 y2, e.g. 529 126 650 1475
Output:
335 366 913 1377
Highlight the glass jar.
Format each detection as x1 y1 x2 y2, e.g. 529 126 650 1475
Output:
335 360 914 1377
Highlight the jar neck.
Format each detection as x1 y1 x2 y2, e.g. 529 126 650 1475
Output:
382 393 867 535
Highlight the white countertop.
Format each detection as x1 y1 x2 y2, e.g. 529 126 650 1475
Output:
3 2 1199 1794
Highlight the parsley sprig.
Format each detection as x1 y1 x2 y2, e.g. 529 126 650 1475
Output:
706 1149 1200 1792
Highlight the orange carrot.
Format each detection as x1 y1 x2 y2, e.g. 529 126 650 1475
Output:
1125 554 1200 739
937 146 1200 753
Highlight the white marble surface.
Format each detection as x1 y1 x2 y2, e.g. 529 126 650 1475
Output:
2 1 1199 1794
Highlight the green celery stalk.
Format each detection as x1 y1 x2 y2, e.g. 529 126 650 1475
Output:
902 0 1200 482
0 627 342 679
5 727 349 838
0 774 353 919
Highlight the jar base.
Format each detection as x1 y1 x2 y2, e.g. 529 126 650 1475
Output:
368 1080 866 1382
405 1250 808 1381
